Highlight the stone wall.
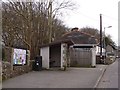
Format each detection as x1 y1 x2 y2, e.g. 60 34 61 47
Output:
2 46 12 62
2 61 11 80
2 46 33 81
2 60 33 81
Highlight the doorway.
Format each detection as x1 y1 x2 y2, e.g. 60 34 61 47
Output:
49 44 61 68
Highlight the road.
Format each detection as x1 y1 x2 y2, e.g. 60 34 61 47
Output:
2 65 107 88
97 58 119 89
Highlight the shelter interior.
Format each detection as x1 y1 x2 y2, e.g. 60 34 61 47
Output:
49 44 61 68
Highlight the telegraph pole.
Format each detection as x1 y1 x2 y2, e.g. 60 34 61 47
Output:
100 14 103 63
48 0 52 43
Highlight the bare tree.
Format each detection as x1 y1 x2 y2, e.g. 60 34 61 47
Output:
80 27 100 42
47 0 76 42
2 0 76 59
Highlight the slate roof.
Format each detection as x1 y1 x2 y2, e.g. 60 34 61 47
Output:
40 39 73 47
59 30 97 44
40 29 98 48
107 44 117 50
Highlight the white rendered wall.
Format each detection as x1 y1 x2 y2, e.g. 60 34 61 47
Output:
96 46 105 55
92 47 96 67
40 47 49 69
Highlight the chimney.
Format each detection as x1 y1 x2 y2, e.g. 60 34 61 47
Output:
71 27 79 31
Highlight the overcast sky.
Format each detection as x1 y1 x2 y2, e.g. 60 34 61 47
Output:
2 0 119 45
61 0 119 45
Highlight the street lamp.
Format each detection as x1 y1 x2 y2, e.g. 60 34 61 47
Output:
103 26 112 64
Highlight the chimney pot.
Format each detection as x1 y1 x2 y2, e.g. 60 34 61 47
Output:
71 27 79 31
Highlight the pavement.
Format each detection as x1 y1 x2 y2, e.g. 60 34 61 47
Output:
2 65 107 88
97 59 118 89
0 61 1 90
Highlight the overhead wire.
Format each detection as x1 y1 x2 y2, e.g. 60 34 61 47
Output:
102 14 119 22
71 10 117 26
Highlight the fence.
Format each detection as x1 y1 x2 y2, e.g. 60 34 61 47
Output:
70 48 92 67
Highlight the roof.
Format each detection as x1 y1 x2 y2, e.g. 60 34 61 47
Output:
106 44 117 50
40 29 98 48
59 30 97 44
40 39 74 48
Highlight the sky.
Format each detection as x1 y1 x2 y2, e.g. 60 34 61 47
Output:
119 2 120 46
2 0 119 45
61 0 119 45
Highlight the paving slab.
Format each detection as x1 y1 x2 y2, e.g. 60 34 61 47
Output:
97 59 118 88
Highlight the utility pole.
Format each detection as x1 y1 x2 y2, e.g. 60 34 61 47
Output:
103 26 112 64
100 14 103 63
48 0 52 43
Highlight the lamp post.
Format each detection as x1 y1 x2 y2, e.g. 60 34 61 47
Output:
103 26 112 64
100 14 103 64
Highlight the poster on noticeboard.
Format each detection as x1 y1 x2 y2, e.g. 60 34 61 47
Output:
13 48 27 65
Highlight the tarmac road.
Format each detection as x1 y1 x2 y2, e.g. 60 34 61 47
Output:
2 65 107 88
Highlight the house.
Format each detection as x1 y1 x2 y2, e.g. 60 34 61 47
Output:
96 43 117 64
40 28 98 70
96 46 105 55
106 44 117 56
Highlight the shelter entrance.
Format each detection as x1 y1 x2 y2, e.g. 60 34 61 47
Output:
49 44 61 68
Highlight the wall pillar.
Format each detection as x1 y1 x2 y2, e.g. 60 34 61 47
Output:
61 43 67 69
91 47 96 67
27 50 30 66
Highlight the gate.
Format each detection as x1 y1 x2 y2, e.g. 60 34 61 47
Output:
70 47 92 67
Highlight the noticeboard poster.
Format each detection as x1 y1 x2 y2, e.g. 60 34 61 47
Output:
13 48 27 65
